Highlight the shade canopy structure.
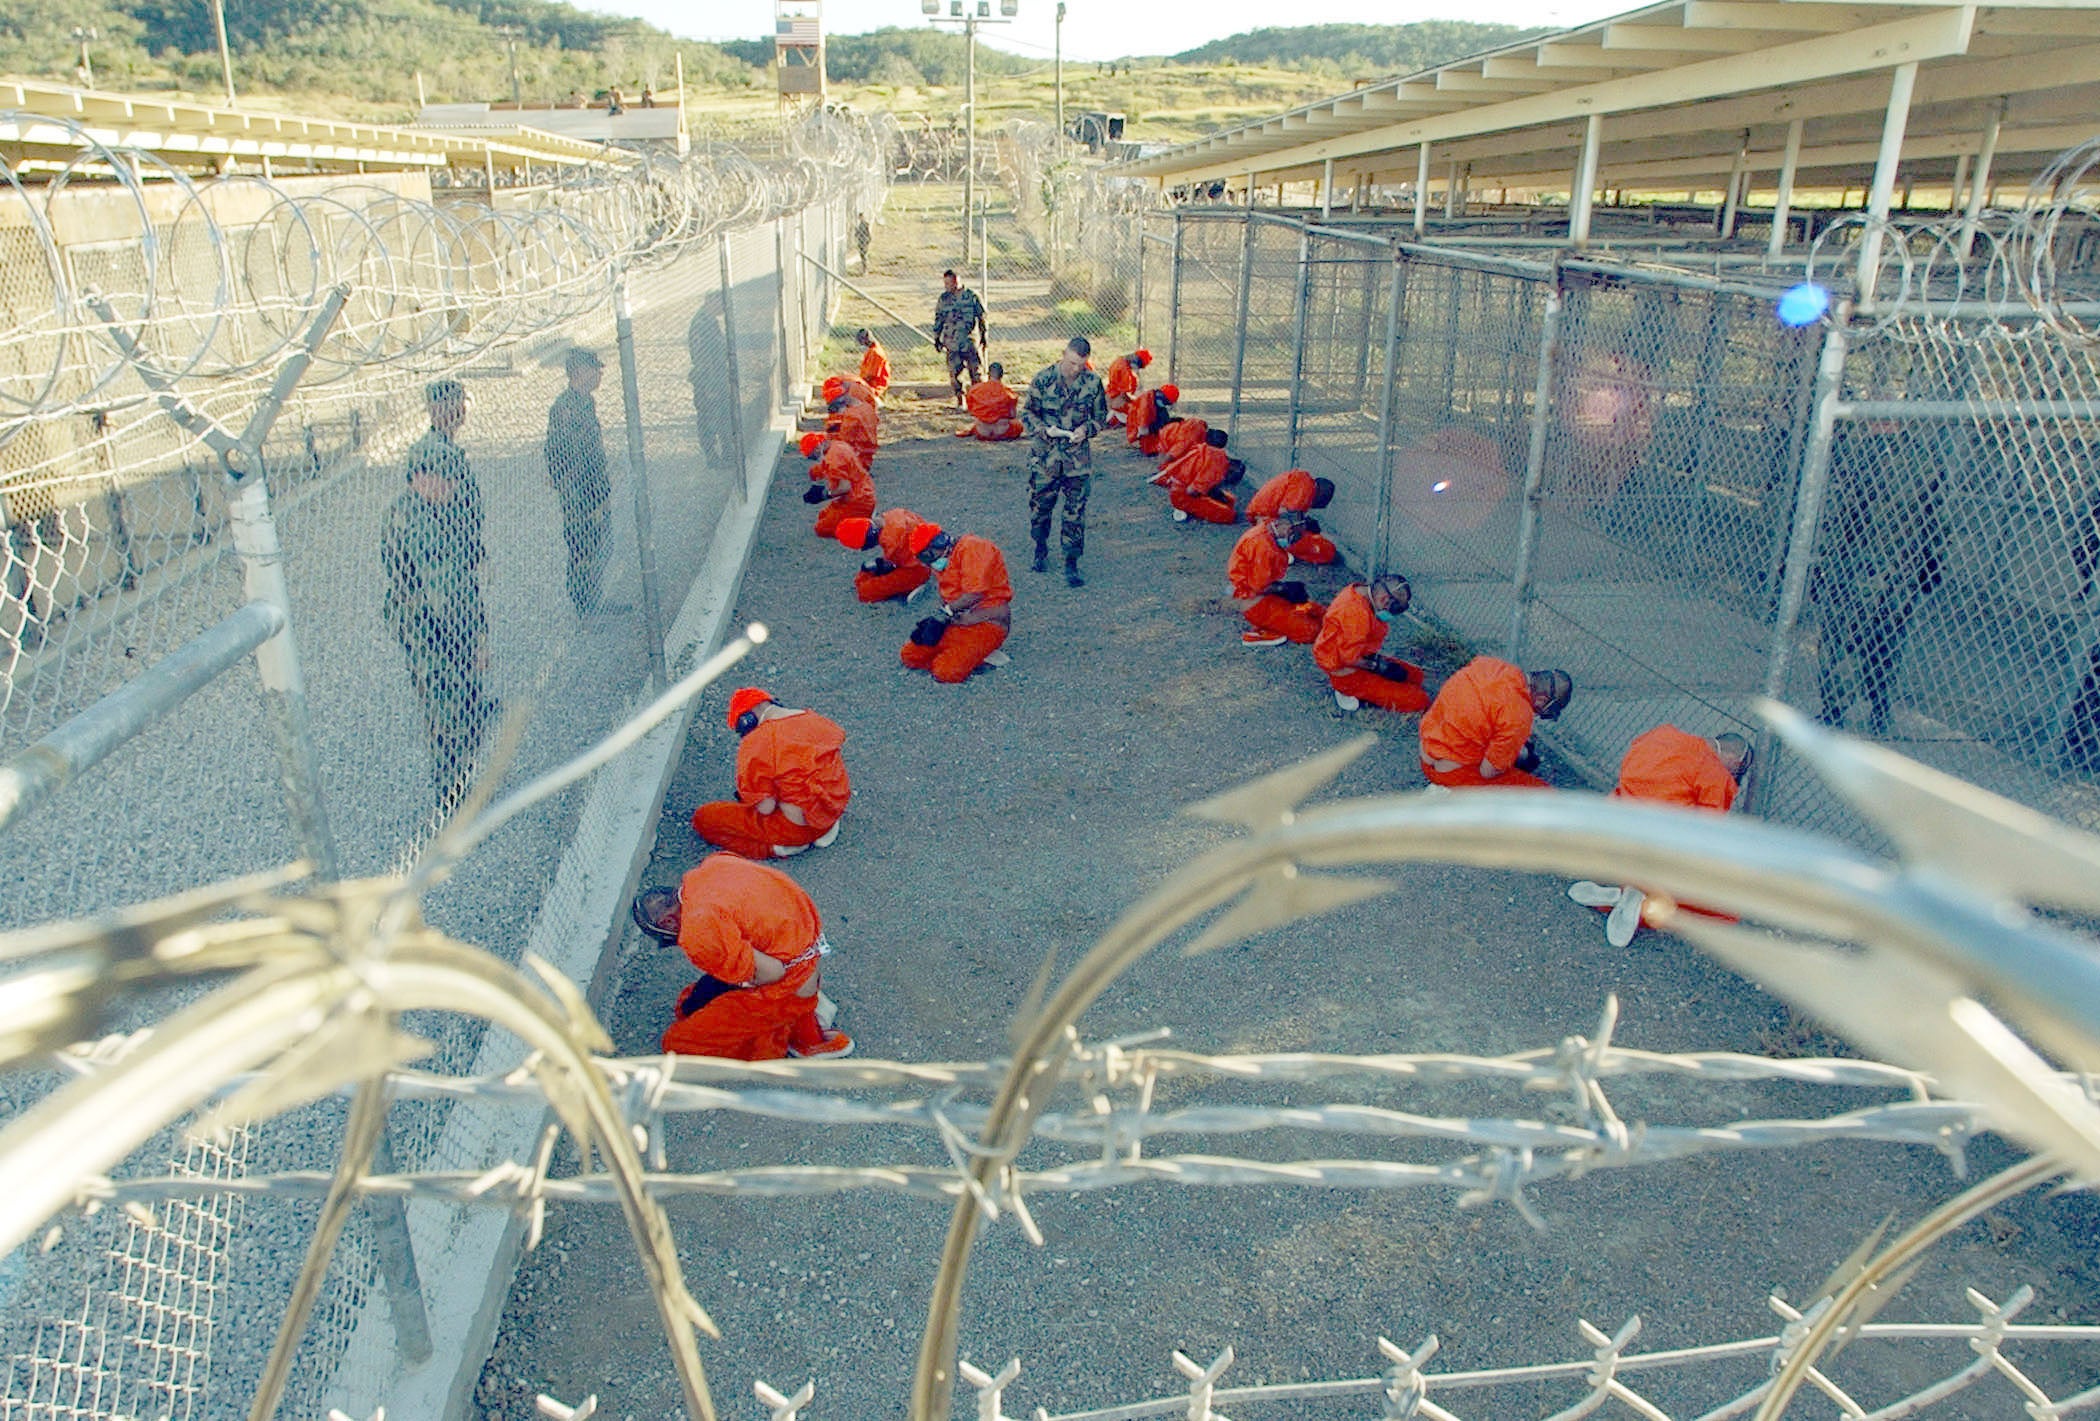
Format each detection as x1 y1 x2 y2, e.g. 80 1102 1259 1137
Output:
1117 0 2100 213
1 79 623 177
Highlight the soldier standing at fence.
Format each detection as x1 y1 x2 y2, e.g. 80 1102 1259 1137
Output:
1418 657 1572 789
382 379 495 813
631 853 854 1060
689 688 851 860
1809 431 1946 738
1023 338 1111 587
545 348 610 617
933 268 988 406
854 213 872 271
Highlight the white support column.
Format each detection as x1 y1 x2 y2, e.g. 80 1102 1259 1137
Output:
1958 99 2004 258
1570 113 1603 246
1414 142 1431 236
1245 171 1257 208
1719 132 1748 238
1769 117 1803 261
1856 60 1918 305
1445 158 1461 219
1320 157 1334 220
1950 151 1970 214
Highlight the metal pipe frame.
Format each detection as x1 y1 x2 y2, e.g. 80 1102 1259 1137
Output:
1284 226 1313 465
613 275 668 687
1225 210 1257 442
1370 246 1405 579
0 600 283 837
1505 276 1565 662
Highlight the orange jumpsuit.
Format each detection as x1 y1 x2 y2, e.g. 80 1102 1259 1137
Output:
955 379 1022 440
1419 656 1546 788
1161 445 1239 524
810 443 875 539
1153 418 1208 469
826 400 880 466
1313 584 1429 712
900 535 1011 683
824 375 877 407
1126 392 1175 454
1104 356 1140 420
1607 724 1739 924
1228 524 1325 643
855 507 933 603
660 854 829 1060
857 341 891 399
1245 470 1339 564
691 710 852 858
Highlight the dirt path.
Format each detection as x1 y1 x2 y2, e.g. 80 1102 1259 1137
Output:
473 205 2098 1421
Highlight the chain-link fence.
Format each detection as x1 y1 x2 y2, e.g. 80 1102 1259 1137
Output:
0 109 886 1418
1132 188 2100 842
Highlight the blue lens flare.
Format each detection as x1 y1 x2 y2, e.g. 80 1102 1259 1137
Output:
1777 283 1831 327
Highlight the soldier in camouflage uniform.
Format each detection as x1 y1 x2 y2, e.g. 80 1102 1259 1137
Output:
382 379 495 812
1021 336 1111 588
545 347 611 616
932 269 987 406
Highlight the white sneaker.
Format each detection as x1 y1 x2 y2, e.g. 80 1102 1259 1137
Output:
815 991 838 1029
1567 881 1624 909
904 581 930 605
813 820 842 848
1606 888 1646 947
1171 509 1189 522
982 648 1011 667
1334 691 1361 712
771 843 809 859
1241 631 1287 648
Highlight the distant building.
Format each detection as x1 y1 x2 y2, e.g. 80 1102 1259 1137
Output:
776 0 827 105
413 100 687 157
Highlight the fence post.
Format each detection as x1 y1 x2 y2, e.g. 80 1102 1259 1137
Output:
774 219 795 411
717 232 751 503
1167 210 1185 386
1285 224 1313 465
1370 243 1405 579
1226 211 1256 442
1131 210 1146 352
613 274 669 687
1749 307 1853 810
1505 270 1566 661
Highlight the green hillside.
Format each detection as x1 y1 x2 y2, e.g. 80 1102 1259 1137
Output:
0 0 756 116
1171 21 1550 75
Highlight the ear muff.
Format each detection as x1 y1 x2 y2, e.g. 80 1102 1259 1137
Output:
734 710 761 736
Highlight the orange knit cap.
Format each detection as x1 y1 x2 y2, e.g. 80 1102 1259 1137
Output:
834 516 875 550
906 522 944 558
822 375 845 398
1134 349 1151 365
799 432 824 458
1160 383 1180 402
726 686 772 731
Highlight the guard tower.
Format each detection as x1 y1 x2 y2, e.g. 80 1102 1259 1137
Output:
775 0 826 106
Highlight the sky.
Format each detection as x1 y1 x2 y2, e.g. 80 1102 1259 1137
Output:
658 0 1632 66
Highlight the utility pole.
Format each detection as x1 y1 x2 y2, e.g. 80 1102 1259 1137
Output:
70 26 97 89
498 25 522 107
1054 2 1065 146
211 0 237 105
924 0 1016 269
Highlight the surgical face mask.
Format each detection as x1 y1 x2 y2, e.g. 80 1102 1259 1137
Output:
932 556 950 571
1374 608 1394 624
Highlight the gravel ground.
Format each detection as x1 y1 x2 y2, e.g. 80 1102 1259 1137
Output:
475 388 2100 1420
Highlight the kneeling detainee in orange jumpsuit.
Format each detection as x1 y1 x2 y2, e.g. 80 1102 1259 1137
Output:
836 511 932 603
803 435 876 540
822 374 878 408
899 523 1012 683
825 397 880 467
1157 431 1247 525
1245 470 1340 564
854 328 891 401
1418 656 1573 789
1569 725 1752 945
632 854 853 1060
691 687 851 859
954 361 1023 440
1229 513 1326 646
1152 414 1208 470
1125 384 1179 455
1314 575 1429 712
1103 348 1150 425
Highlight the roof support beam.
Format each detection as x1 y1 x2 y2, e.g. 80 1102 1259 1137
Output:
1958 98 2003 256
1858 60 1918 303
1131 6 1975 185
1770 117 1803 258
1571 113 1603 244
